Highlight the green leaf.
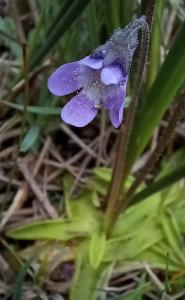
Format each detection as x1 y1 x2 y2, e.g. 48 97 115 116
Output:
6 198 101 240
20 125 40 152
12 256 35 300
70 242 108 300
6 219 91 240
138 246 181 271
0 17 21 59
0 99 60 115
92 168 136 195
89 232 106 269
126 20 185 174
107 221 163 261
112 192 163 239
93 167 112 182
160 213 185 264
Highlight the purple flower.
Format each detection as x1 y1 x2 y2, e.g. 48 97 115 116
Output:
48 17 146 128
48 56 128 128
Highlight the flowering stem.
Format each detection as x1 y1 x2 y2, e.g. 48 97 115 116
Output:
104 17 150 236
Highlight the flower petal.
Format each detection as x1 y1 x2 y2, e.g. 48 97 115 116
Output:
80 56 103 69
48 62 82 96
100 64 124 85
109 102 124 128
61 92 98 127
103 85 127 128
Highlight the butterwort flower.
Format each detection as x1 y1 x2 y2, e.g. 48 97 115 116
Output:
48 16 146 128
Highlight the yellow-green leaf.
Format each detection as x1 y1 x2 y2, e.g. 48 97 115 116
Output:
89 232 106 269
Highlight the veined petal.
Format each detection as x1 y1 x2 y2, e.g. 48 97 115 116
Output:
48 62 82 96
61 92 98 127
103 85 127 128
100 64 124 85
80 56 103 69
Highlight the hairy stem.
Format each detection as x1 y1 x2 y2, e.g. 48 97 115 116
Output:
104 18 150 236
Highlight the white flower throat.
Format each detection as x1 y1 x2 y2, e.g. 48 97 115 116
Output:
78 65 107 108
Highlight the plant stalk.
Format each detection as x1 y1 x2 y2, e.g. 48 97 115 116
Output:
104 18 150 236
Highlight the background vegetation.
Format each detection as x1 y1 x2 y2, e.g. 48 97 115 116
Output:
0 0 185 299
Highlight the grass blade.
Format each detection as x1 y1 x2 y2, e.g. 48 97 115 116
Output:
0 99 60 115
12 256 34 300
132 163 185 203
86 0 99 49
126 20 185 173
147 0 164 88
29 0 91 70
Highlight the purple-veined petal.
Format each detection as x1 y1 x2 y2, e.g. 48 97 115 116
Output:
48 62 83 96
100 64 124 85
61 92 98 127
80 56 103 69
103 85 127 128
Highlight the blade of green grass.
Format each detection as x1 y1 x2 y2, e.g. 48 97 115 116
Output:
112 274 150 300
86 0 99 49
161 215 185 264
45 0 73 36
147 0 164 88
132 163 185 203
126 20 185 174
0 99 60 115
20 125 40 152
120 0 137 27
29 1 52 56
29 0 91 70
12 256 34 300
106 0 121 34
